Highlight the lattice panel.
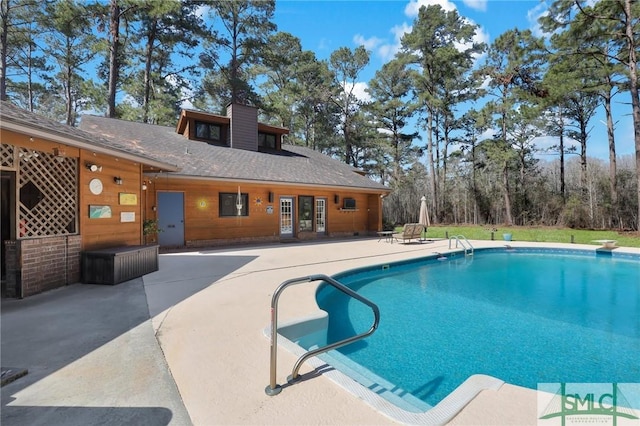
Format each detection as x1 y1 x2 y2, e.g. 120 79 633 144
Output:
1 143 16 168
18 147 77 237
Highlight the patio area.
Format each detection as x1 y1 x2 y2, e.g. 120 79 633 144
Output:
147 237 564 425
3 237 638 425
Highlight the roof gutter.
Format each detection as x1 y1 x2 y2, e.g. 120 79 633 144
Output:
2 119 179 172
146 173 391 194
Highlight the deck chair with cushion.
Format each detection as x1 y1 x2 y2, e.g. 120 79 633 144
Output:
392 223 425 244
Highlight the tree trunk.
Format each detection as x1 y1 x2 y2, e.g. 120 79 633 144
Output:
107 0 119 118
603 90 617 225
142 20 157 124
27 35 35 111
624 0 640 232
426 109 438 223
500 98 513 225
65 41 73 125
559 111 565 201
579 122 588 200
502 160 513 225
0 0 9 101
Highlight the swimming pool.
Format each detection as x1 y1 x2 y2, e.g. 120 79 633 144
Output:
281 247 640 414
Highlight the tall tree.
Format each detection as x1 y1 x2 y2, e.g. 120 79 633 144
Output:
541 2 627 227
259 32 306 133
41 0 98 125
400 4 484 222
477 29 546 225
543 0 640 230
294 54 338 150
366 57 419 184
459 108 492 224
0 0 49 106
102 0 135 118
121 0 204 124
328 45 370 166
198 0 276 108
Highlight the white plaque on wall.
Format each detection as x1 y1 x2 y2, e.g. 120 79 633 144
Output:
120 212 135 222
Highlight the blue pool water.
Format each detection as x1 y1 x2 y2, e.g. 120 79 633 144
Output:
312 248 640 408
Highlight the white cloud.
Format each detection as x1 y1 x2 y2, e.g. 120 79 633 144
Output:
531 135 580 156
379 22 413 61
317 37 331 51
528 2 550 38
462 0 487 12
479 127 496 141
344 81 371 102
354 34 383 51
121 94 140 108
195 4 211 19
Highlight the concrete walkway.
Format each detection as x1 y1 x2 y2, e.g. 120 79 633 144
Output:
2 238 638 425
1 275 191 425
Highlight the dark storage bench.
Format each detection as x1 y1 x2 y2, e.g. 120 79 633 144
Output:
81 245 159 285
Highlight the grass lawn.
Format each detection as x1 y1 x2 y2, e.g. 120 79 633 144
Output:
418 225 640 248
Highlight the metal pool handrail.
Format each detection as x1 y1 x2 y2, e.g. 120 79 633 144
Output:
449 235 474 255
265 274 380 396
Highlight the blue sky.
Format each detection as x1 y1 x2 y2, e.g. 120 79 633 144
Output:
270 0 636 161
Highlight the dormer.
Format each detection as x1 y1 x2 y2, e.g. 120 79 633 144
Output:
176 104 289 152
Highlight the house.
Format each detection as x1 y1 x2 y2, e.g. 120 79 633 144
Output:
0 100 178 297
0 101 389 298
80 103 390 248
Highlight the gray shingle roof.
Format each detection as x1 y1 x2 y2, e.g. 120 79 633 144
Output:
0 100 177 170
80 115 389 192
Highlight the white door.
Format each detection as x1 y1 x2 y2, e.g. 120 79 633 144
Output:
316 198 326 233
280 197 294 238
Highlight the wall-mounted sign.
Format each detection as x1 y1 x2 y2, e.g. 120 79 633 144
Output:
89 178 103 195
119 193 137 205
89 205 111 218
120 212 135 222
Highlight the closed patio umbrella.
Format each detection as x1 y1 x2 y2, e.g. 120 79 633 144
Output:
419 196 430 239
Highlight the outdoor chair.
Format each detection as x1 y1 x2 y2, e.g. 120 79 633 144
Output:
392 223 425 244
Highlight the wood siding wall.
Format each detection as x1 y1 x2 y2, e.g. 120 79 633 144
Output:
227 103 258 151
80 152 144 250
144 177 384 246
1 129 145 251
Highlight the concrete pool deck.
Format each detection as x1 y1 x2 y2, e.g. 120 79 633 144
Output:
2 238 639 425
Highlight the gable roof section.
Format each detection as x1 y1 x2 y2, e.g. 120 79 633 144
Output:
176 109 230 134
176 108 289 136
0 101 178 171
80 115 389 192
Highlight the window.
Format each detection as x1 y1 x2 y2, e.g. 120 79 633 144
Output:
195 121 221 142
219 192 248 217
258 132 276 149
298 196 313 232
343 198 356 209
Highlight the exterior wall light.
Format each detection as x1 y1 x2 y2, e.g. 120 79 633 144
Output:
86 162 102 172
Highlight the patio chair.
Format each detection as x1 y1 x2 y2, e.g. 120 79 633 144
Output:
392 223 426 244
